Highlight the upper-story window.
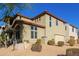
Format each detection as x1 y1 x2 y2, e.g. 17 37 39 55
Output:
31 26 37 39
49 16 52 27
72 27 74 32
56 20 58 26
65 26 67 30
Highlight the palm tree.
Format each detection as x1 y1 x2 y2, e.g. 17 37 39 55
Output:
0 3 33 49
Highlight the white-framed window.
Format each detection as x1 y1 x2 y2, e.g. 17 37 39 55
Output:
56 20 58 26
72 27 74 32
65 26 67 30
49 16 52 27
31 26 37 39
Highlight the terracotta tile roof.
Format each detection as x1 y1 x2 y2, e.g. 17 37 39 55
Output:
31 10 78 29
12 15 45 28
12 10 78 29
22 19 45 28
16 13 30 19
69 24 78 29
31 10 67 23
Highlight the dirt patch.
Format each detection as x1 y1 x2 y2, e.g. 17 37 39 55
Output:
0 44 79 56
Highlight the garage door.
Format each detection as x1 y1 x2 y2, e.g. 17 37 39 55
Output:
55 35 65 44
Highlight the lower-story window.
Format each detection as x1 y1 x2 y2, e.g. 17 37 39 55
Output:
31 31 34 38
31 26 37 39
31 31 37 39
35 31 37 38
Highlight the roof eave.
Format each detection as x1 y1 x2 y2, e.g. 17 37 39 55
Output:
31 10 67 23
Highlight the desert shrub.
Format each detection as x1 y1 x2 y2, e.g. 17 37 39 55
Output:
35 39 41 45
68 38 75 46
57 41 64 47
66 48 79 56
31 39 42 52
31 44 42 52
47 39 55 45
77 39 79 44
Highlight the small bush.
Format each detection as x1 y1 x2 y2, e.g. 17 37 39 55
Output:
66 48 79 56
77 39 79 44
31 39 42 52
47 39 55 45
31 44 42 52
57 41 64 47
68 39 75 46
35 39 41 45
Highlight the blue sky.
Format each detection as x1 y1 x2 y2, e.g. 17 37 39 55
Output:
0 3 79 28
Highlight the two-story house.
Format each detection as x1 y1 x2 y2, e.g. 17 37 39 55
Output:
11 14 45 43
31 11 67 44
4 10 78 44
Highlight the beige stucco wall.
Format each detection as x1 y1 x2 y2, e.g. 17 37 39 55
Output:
22 24 45 44
15 16 45 44
33 14 67 43
44 14 66 42
64 24 70 42
32 16 46 43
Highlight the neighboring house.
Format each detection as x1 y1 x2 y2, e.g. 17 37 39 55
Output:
4 10 78 44
65 24 78 41
69 25 78 40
